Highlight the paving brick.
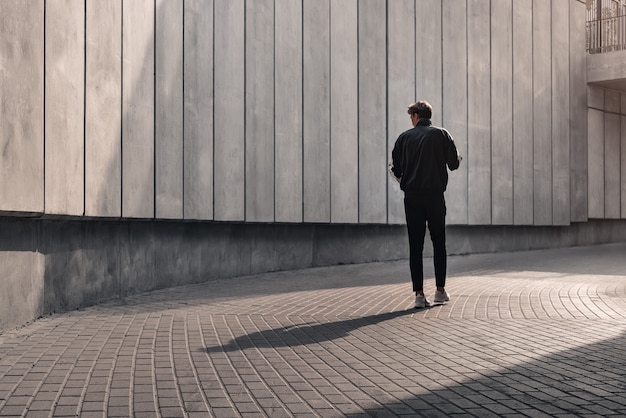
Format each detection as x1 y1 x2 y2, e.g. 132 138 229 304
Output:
23 411 51 418
203 398 234 412
27 399 54 411
51 405 78 416
183 401 210 412
0 405 25 416
3 396 30 407
158 407 186 418
156 397 181 408
211 407 240 418
188 413 212 418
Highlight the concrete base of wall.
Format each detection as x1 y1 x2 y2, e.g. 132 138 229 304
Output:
2 217 626 333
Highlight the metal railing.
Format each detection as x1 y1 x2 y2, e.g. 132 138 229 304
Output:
587 0 626 53
587 13 626 53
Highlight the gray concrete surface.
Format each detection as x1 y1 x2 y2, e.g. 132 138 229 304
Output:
1 243 625 417
0 218 411 333
5 216 626 335
0 1 44 214
85 0 123 219
45 0 85 217
587 48 626 91
2 1 593 227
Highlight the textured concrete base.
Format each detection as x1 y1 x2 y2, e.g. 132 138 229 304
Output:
2 217 626 332
0 220 44 334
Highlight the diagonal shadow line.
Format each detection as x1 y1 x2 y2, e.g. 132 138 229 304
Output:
339 329 626 417
205 308 418 353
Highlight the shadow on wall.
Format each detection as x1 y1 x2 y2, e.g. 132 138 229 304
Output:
43 0 411 325
40 1 189 316
36 218 408 317
66 241 626 316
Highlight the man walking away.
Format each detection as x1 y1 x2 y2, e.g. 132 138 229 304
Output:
390 100 461 309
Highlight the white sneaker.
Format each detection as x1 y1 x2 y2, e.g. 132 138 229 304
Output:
414 294 432 309
434 290 450 303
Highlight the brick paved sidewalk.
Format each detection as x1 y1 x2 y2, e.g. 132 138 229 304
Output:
1 243 625 417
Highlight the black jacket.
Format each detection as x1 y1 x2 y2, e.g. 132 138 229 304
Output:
391 119 460 194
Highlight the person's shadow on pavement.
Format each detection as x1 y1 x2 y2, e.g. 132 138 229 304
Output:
205 309 416 353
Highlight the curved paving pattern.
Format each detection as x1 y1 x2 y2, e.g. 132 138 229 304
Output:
1 243 625 417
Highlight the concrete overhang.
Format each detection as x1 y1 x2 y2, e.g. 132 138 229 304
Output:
587 50 626 92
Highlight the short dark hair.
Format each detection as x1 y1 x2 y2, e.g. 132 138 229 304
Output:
407 100 432 119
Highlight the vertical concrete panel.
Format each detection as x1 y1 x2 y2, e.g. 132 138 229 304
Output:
467 0 491 225
155 0 183 219
605 113 621 219
275 0 303 223
569 0 588 222
0 1 44 213
330 0 358 223
183 0 213 220
513 0 533 225
122 0 155 218
358 0 386 224
588 108 604 218
387 0 415 224
491 0 513 225
214 0 245 221
303 0 330 223
552 0 570 226
442 0 468 225
45 0 85 216
245 0 275 222
85 0 122 218
606 90 621 113
416 0 443 126
622 115 626 218
532 0 552 225
588 85 604 109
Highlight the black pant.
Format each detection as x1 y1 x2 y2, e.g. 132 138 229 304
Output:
404 192 447 292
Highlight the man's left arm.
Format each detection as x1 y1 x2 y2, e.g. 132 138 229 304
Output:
443 130 461 171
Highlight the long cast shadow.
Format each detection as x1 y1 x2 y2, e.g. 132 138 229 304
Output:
205 308 417 353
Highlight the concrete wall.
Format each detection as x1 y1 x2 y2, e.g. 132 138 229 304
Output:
3 216 626 333
0 217 411 332
587 85 626 220
3 0 624 333
0 0 589 227
0 221 44 333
